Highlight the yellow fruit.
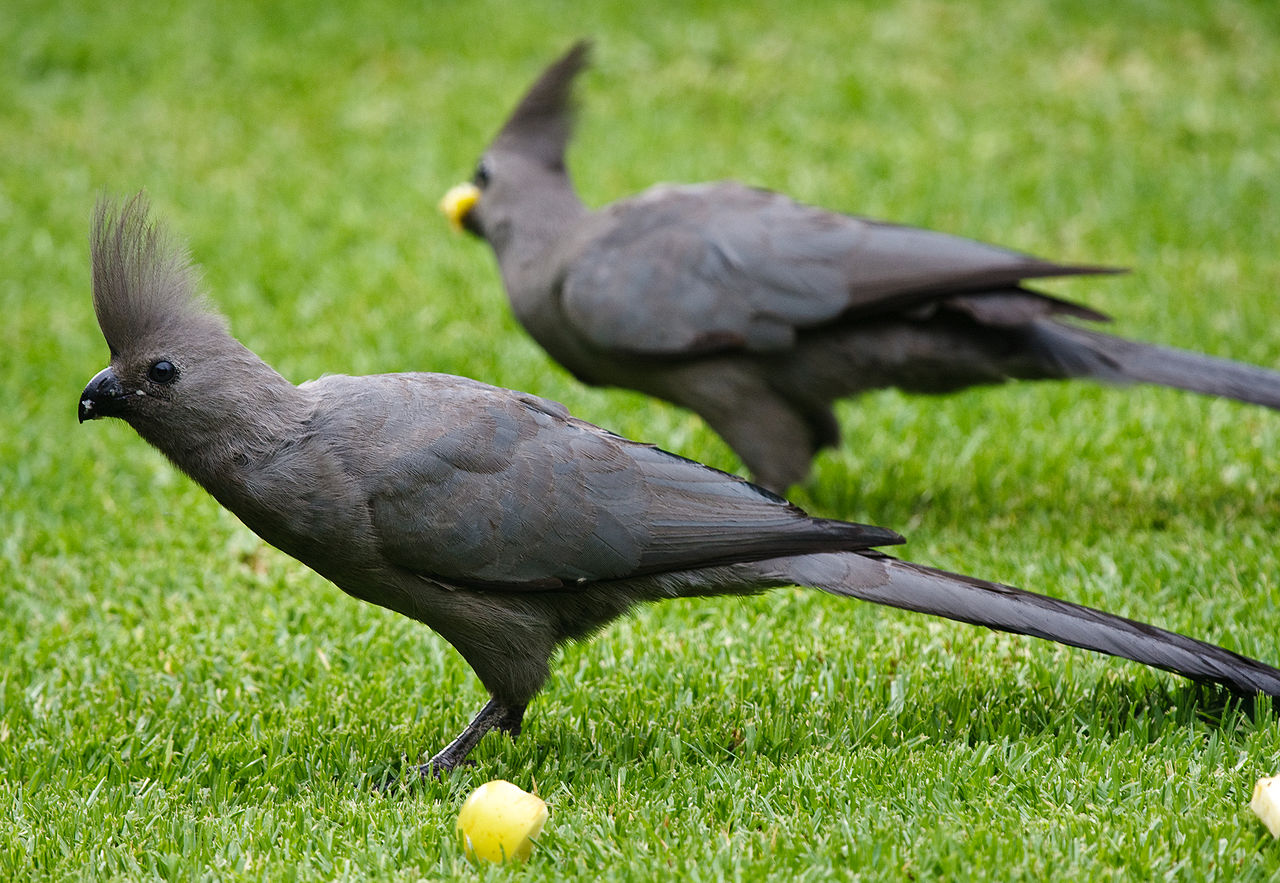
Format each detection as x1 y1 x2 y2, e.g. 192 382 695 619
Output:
456 779 549 862
1253 776 1280 837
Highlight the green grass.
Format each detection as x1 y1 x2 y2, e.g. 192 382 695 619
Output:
4 0 1280 878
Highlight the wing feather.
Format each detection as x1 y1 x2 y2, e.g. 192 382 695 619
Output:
331 374 900 590
560 182 1116 356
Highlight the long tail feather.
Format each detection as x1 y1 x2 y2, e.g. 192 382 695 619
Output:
770 551 1280 698
1033 321 1280 409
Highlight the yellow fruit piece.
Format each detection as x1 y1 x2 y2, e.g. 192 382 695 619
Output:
1253 776 1280 837
456 779 549 863
439 183 480 231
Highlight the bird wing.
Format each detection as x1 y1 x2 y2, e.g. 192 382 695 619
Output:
320 373 900 590
558 182 1115 356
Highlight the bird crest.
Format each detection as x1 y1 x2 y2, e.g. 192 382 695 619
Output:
491 40 591 167
90 193 226 356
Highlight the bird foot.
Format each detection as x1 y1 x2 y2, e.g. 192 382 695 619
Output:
416 745 479 779
415 698 528 779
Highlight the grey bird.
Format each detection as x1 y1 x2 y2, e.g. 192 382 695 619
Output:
81 195 1280 775
441 41 1280 492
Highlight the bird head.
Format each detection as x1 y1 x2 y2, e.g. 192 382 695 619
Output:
440 40 591 246
78 195 273 451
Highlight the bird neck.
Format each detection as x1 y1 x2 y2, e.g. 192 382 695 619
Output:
135 356 314 495
500 185 586 314
499 170 586 265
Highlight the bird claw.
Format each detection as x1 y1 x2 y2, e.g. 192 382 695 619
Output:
416 753 477 779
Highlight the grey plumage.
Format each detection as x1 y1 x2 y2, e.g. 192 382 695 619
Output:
81 195 1280 775
443 41 1280 492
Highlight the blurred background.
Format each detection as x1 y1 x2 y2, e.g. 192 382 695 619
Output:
2 0 1279 875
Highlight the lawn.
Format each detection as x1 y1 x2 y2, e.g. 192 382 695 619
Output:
4 0 1280 878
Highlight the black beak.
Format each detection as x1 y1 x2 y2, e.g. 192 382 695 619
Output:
79 366 127 423
459 207 484 238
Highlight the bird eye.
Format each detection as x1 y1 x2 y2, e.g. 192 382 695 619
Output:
473 159 491 189
148 360 177 384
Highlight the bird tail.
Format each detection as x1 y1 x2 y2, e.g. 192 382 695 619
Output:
1030 321 1280 409
765 551 1280 698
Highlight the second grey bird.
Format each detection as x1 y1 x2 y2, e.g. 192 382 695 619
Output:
80 195 1280 775
442 42 1280 492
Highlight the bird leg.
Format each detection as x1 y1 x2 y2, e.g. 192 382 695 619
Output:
419 698 526 777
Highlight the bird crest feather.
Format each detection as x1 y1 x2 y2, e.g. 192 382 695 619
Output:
492 40 591 166
91 193 227 355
